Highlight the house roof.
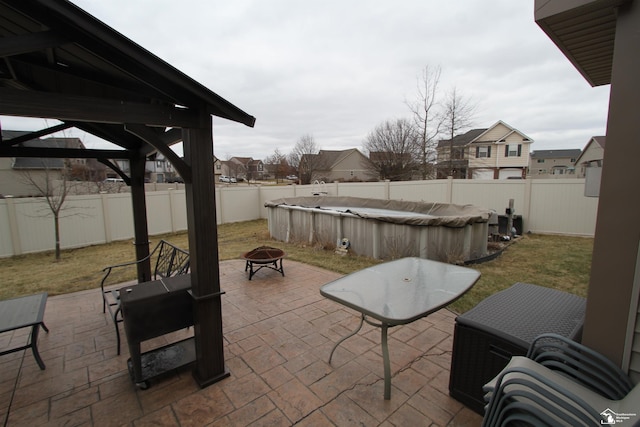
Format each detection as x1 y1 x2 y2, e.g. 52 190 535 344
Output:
313 149 366 170
230 157 253 166
530 149 582 159
2 129 82 169
437 121 532 149
0 0 255 163
575 136 606 165
437 129 487 148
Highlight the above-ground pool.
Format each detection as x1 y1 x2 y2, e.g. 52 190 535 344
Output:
264 196 491 263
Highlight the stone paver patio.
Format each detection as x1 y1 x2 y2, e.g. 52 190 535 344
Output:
0 259 482 426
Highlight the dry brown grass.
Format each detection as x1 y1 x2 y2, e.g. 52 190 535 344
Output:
0 219 593 313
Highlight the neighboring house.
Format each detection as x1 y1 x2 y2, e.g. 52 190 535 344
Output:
213 156 223 179
216 156 265 181
436 121 533 179
144 152 175 183
301 149 377 183
217 160 241 180
574 136 605 178
0 130 87 197
528 149 581 178
229 157 251 180
245 158 265 181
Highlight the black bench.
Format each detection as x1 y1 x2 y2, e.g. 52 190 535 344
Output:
100 240 190 355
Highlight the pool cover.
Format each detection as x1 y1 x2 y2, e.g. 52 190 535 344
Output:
265 196 490 227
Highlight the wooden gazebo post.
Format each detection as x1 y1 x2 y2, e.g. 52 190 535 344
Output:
130 151 152 282
183 118 228 386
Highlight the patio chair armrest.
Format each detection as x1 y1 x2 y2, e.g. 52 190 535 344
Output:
526 333 633 399
100 254 152 289
483 363 605 427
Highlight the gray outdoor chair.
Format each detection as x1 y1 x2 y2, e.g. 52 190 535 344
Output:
482 333 638 426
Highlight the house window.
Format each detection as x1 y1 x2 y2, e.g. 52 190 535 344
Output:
537 159 545 163
258 163 263 171
476 146 491 158
156 161 162 168
216 164 221 170
538 169 547 174
452 148 464 160
505 144 521 157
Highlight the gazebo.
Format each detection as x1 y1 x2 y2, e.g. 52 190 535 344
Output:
0 0 255 387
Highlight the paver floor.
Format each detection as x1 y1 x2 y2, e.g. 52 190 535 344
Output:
0 259 482 426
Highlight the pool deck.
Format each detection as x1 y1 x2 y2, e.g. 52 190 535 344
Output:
0 259 482 426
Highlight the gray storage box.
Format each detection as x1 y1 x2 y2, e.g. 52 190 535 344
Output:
449 282 586 414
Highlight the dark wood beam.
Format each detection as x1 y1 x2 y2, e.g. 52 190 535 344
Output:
159 128 184 146
0 123 73 146
125 124 191 182
0 146 130 160
0 31 69 57
183 120 229 388
129 151 151 281
71 122 143 152
0 88 204 128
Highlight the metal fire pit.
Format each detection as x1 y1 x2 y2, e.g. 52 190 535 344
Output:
242 246 286 280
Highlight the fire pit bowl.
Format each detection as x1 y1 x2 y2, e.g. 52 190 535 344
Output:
242 246 286 280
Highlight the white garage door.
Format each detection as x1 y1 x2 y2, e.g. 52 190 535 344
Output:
499 169 523 179
472 169 494 180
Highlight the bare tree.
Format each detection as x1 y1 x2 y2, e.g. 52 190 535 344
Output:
442 87 476 178
407 65 443 179
21 161 78 261
363 118 419 181
288 134 319 185
264 148 289 182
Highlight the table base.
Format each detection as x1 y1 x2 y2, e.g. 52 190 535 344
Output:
0 322 49 370
328 314 394 399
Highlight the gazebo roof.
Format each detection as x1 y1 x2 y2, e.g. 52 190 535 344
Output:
0 0 255 161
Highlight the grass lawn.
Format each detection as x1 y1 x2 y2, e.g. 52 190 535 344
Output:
0 219 593 313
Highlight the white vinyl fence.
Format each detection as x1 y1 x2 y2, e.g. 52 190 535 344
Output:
0 178 598 258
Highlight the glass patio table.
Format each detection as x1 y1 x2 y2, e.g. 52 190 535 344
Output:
320 257 480 399
0 292 49 369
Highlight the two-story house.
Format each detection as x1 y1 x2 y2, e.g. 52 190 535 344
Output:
436 121 533 179
528 149 582 178
145 152 175 183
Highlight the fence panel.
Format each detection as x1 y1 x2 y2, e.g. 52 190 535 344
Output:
528 179 598 235
0 201 14 257
146 191 175 235
103 193 134 242
0 178 598 257
452 180 527 214
389 180 450 203
59 195 107 249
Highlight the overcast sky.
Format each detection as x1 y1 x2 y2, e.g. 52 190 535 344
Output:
3 0 611 161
